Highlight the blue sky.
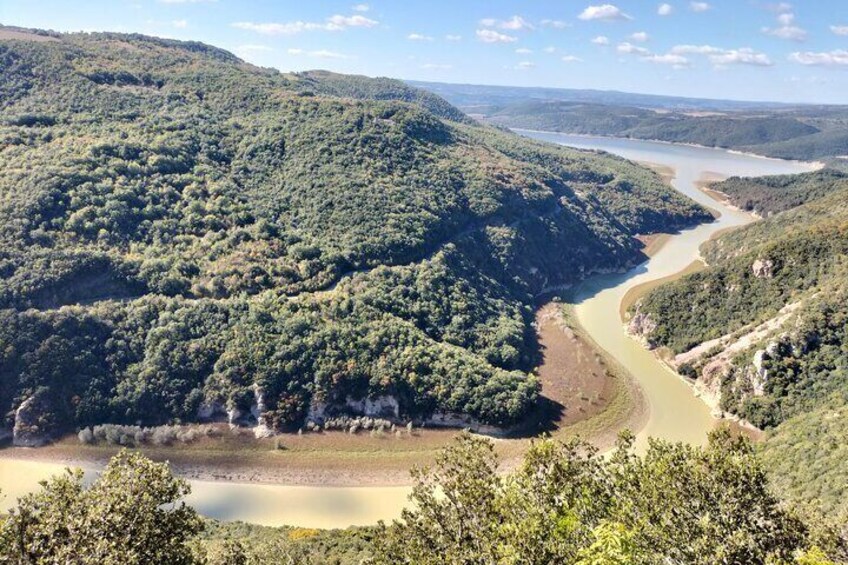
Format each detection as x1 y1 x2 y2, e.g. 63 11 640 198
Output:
2 1 848 103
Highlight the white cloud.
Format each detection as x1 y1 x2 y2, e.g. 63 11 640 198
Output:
421 63 453 70
481 16 534 31
671 45 772 67
407 33 434 41
789 50 848 66
326 14 379 29
561 55 583 62
445 34 463 41
645 53 690 67
831 25 848 36
352 3 369 12
658 3 673 16
543 46 557 53
171 19 188 29
515 61 536 69
763 25 807 41
541 19 570 29
615 41 690 69
671 44 724 54
476 29 518 43
591 35 610 45
762 12 807 41
630 31 649 42
710 48 772 67
515 47 533 54
617 42 650 55
777 12 794 25
689 2 711 12
232 14 378 35
501 15 535 30
578 4 632 21
287 48 352 59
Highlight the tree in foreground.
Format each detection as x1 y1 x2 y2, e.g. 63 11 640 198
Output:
374 430 845 565
0 450 203 564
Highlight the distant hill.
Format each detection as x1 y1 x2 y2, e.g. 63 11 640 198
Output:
0 26 710 443
407 81 792 112
411 81 848 161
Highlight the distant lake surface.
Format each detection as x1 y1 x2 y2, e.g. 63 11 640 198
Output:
0 133 819 528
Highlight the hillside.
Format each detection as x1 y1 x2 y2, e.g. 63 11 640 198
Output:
627 170 848 515
0 27 711 445
711 169 848 216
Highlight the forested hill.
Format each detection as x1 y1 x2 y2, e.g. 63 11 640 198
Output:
0 26 709 444
627 170 848 516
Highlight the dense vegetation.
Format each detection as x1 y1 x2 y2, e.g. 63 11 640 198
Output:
713 169 848 216
629 169 848 516
419 84 848 161
295 70 471 123
375 431 846 565
0 27 710 441
3 438 845 564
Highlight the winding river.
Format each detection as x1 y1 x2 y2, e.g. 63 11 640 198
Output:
523 132 818 451
0 133 818 529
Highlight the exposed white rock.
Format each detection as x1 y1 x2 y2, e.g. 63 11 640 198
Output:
251 384 275 438
344 395 400 419
197 400 225 420
307 400 328 423
426 412 505 436
13 395 51 447
751 349 769 395
627 310 657 341
752 258 775 279
227 406 242 428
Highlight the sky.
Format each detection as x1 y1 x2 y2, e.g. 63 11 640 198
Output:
2 1 848 104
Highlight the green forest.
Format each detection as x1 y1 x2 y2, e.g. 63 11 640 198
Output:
630 168 848 516
2 434 845 564
0 27 711 442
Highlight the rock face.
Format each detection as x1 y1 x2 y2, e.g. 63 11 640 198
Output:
627 309 657 343
251 384 274 439
750 341 781 397
13 393 52 447
752 258 775 279
426 412 505 436
305 395 401 426
344 395 400 419
197 400 226 421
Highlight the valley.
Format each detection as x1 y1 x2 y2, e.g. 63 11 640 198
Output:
0 131 817 528
2 0 847 560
